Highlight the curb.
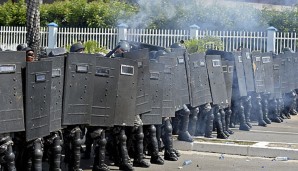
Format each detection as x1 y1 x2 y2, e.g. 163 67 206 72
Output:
173 137 298 160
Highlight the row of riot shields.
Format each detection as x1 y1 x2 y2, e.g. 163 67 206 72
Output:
189 47 298 113
243 49 298 100
0 51 141 142
155 48 230 111
0 47 231 142
1 46 297 142
209 48 298 105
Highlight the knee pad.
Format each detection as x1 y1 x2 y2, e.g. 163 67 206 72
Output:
149 125 157 133
164 120 173 134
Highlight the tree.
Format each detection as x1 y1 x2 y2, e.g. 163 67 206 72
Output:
26 0 40 58
261 6 298 32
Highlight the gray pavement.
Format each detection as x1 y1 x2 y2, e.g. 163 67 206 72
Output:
73 115 298 170
80 151 298 171
228 115 298 143
174 115 298 160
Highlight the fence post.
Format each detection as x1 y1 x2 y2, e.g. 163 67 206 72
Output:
47 22 58 48
118 23 128 43
189 24 200 39
267 26 277 53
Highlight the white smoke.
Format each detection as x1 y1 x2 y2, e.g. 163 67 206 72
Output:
123 0 279 31
124 0 178 28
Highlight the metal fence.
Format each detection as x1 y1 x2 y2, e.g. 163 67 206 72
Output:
56 27 118 50
198 30 268 52
0 25 297 53
276 32 297 53
127 28 190 48
0 26 49 51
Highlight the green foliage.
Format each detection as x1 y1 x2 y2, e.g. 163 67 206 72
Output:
0 0 297 32
84 0 137 28
184 36 223 54
65 40 109 54
40 1 70 27
261 6 298 32
0 0 137 28
83 40 109 54
0 0 26 26
40 0 137 28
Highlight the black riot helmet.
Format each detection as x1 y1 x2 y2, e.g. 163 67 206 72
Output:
149 51 157 60
23 47 33 53
156 50 167 58
170 41 185 49
70 42 85 52
118 40 131 52
283 47 294 53
16 44 27 51
111 41 131 57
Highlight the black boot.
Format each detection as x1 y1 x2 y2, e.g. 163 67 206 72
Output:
32 138 43 171
284 105 291 118
24 141 33 171
93 129 110 171
214 105 228 139
278 98 287 119
285 111 292 119
254 93 267 127
261 94 272 124
163 119 178 161
82 129 92 160
290 94 298 115
178 104 193 142
239 98 250 131
155 125 163 152
188 107 199 136
1 136 17 171
244 96 253 128
146 125 164 165
68 126 84 171
133 126 150 168
204 103 214 138
109 129 121 166
195 105 208 136
172 148 181 157
118 128 134 171
229 105 236 128
290 91 297 115
269 99 282 123
224 107 234 134
219 108 230 137
48 132 63 171
276 99 284 122
150 155 164 165
171 112 180 135
284 93 292 119
290 109 298 115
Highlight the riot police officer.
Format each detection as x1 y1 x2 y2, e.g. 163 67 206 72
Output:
70 42 85 53
16 44 27 51
62 42 87 171
24 47 35 62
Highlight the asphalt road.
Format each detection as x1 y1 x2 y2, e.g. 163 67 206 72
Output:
78 150 298 171
46 116 298 171
228 115 298 143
